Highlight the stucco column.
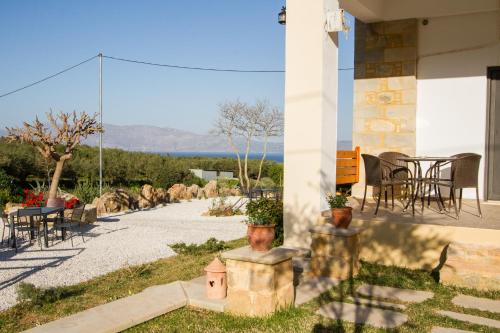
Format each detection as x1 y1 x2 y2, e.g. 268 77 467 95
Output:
283 0 339 249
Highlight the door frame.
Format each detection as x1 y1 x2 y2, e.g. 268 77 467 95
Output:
485 66 500 201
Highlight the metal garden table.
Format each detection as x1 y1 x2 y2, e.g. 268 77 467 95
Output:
9 206 65 248
397 156 458 213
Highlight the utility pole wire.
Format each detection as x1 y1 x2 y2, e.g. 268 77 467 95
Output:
0 55 98 99
0 53 355 99
102 55 286 73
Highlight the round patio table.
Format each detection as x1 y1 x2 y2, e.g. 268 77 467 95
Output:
397 156 458 213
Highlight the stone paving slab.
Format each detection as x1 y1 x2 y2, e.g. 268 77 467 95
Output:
346 296 407 311
437 310 500 329
317 301 408 328
431 327 475 333
23 281 187 333
452 294 500 314
181 276 226 312
357 284 434 303
295 276 339 306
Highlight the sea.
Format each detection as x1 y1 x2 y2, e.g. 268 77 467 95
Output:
161 141 352 163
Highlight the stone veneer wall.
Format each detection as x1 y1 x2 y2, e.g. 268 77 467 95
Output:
352 19 418 197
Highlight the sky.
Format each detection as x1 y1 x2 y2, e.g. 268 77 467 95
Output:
0 1 354 141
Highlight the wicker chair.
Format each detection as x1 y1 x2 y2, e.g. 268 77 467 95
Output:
361 154 415 215
378 152 411 210
53 204 86 247
426 153 482 218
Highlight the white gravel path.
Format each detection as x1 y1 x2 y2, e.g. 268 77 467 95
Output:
0 197 247 311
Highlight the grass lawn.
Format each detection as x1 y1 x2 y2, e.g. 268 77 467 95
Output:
0 238 498 333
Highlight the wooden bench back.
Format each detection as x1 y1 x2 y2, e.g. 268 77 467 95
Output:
336 146 360 185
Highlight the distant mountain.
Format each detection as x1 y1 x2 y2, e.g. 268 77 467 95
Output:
0 124 353 153
83 124 284 153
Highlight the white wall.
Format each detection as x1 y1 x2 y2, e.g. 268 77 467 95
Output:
416 10 500 199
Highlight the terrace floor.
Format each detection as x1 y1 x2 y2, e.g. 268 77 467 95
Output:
350 196 500 230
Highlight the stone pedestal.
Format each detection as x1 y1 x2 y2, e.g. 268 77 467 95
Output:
221 246 298 317
310 225 363 280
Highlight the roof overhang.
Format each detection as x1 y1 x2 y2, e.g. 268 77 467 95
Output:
339 0 500 22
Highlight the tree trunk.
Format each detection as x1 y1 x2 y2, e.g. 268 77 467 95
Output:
254 135 269 188
243 136 252 193
227 136 245 193
48 160 65 199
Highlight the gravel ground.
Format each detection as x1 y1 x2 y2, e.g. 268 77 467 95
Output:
0 197 247 311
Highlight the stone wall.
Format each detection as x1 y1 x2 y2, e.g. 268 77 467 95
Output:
352 19 418 197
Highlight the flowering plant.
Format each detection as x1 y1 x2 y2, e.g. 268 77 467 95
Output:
23 189 45 207
65 197 80 209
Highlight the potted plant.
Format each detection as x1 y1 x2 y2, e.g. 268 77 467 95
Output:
326 192 352 229
245 197 281 252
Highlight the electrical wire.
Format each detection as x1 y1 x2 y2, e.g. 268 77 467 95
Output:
0 54 354 99
102 55 286 73
0 55 98 99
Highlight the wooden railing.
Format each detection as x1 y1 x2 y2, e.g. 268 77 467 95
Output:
336 146 360 185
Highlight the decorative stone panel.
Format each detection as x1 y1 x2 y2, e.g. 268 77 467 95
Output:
352 18 418 197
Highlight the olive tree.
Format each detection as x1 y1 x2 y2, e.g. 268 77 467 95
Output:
6 111 103 200
213 100 283 193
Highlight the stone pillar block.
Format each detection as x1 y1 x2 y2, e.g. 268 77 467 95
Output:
309 225 363 280
221 246 298 317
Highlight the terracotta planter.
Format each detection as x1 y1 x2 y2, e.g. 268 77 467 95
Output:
330 207 353 229
46 197 65 208
247 224 275 252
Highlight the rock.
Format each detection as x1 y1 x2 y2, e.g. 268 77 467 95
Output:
155 188 169 204
138 184 156 209
82 205 98 223
60 191 78 202
93 189 137 216
186 184 200 199
203 180 218 198
4 202 23 213
168 184 187 201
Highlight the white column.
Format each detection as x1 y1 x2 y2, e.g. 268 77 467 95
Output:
283 0 339 249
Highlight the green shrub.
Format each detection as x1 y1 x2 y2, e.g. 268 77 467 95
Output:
17 282 83 306
170 238 229 255
0 169 22 209
326 193 348 208
267 163 283 187
217 178 239 189
256 177 276 189
72 182 100 204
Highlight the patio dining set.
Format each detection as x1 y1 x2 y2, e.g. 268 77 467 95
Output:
360 152 482 219
1 204 86 252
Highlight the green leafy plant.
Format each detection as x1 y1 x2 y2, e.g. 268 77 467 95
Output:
170 238 229 255
246 197 282 226
326 192 348 209
207 197 243 216
17 282 83 306
72 182 100 204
